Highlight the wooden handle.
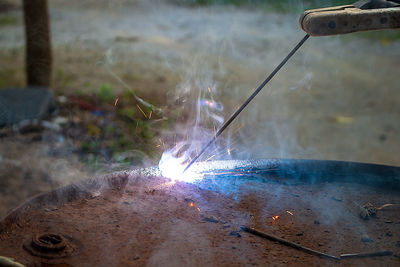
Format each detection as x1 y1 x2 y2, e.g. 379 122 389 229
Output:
300 5 400 36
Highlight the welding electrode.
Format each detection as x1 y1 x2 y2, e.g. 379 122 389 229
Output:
184 34 310 172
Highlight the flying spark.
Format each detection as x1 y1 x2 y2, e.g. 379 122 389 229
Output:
158 138 166 150
272 215 280 221
205 155 215 162
286 211 294 216
174 134 176 147
114 97 119 106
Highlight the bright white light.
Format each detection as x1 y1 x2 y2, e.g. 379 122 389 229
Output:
158 150 203 183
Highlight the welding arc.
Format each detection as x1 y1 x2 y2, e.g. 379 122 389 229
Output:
184 34 310 172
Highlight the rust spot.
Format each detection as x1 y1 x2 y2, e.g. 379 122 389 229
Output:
32 233 66 252
23 233 78 259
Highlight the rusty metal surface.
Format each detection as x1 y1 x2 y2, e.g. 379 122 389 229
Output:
0 160 400 266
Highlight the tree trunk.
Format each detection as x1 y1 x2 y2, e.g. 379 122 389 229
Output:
23 0 52 87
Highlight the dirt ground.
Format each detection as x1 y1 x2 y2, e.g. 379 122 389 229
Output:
0 0 400 225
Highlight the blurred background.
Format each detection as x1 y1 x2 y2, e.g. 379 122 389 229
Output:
0 0 399 217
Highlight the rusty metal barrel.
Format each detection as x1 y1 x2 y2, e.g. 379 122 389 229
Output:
1 159 399 266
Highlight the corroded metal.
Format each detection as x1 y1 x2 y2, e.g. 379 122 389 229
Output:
23 233 77 259
0 160 399 266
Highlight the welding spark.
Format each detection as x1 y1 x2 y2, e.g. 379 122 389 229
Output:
205 155 215 162
137 104 148 119
158 138 166 150
189 202 194 207
211 148 230 160
272 215 280 221
198 99 223 111
227 149 231 155
286 211 294 216
114 97 119 106
158 149 203 183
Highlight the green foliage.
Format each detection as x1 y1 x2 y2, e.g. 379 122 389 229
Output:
181 0 399 40
55 68 76 88
112 150 147 166
192 0 252 5
0 68 22 88
114 136 135 150
182 0 352 12
118 107 137 120
137 121 154 140
270 0 351 12
97 83 115 103
83 81 91 89
81 140 101 153
0 16 18 27
104 124 116 134
80 141 93 152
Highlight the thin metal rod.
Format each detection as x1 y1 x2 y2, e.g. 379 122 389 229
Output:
241 226 340 261
184 34 310 172
340 251 393 259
